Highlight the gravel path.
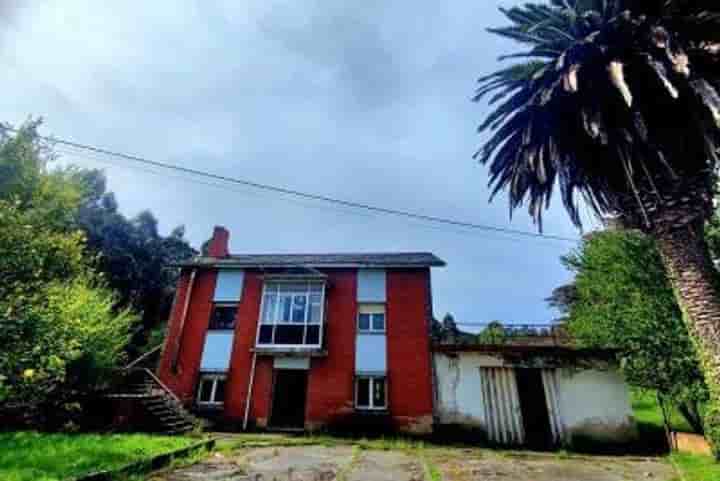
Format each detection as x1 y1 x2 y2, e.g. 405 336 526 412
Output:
150 444 675 481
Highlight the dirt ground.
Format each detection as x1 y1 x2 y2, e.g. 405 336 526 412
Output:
150 443 675 481
426 448 674 481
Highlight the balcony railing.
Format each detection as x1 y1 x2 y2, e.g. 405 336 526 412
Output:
439 322 570 347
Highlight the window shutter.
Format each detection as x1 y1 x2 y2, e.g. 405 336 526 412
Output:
200 332 234 371
357 269 386 302
355 334 387 374
214 270 244 302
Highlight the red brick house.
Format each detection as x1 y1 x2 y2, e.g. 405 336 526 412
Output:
157 226 445 433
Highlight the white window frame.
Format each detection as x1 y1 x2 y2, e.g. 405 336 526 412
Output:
196 374 227 406
355 376 387 411
208 302 238 331
357 303 386 334
256 281 326 348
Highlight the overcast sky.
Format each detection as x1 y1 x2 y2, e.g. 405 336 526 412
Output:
2 1 598 326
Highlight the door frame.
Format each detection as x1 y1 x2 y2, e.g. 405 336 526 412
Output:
269 368 309 429
514 367 555 449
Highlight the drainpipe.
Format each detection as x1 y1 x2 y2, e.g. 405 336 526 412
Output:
243 352 258 430
172 268 197 373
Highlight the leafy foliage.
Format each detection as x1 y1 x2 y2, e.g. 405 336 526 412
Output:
475 321 509 345
562 230 707 432
0 120 82 229
0 122 134 425
476 1 720 227
74 169 196 354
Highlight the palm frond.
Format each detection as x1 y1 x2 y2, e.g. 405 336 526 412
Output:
475 0 720 228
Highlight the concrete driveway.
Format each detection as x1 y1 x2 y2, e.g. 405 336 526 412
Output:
150 443 674 481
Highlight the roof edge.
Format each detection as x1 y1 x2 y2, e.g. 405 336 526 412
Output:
432 343 619 356
171 252 446 269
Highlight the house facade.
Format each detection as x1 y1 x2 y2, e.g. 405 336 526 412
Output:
157 226 444 433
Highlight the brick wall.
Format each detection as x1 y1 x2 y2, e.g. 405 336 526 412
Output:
305 269 357 428
387 268 435 433
157 268 217 402
224 271 265 421
157 266 435 432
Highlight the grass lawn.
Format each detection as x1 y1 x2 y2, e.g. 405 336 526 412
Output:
671 453 720 481
631 389 693 433
0 431 198 481
630 390 720 481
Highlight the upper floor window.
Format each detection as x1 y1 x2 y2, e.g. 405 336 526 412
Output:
257 282 325 347
209 304 237 330
358 304 385 333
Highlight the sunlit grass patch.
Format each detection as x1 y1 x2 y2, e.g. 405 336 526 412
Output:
0 431 196 481
671 453 720 481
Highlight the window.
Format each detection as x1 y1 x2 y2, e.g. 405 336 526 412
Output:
209 304 237 330
197 374 226 406
257 282 325 347
355 376 387 410
357 304 385 333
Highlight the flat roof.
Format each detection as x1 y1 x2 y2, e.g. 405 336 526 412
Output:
174 252 446 268
433 343 618 358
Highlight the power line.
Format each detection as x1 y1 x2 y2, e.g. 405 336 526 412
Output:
7 126 579 243
55 144 574 250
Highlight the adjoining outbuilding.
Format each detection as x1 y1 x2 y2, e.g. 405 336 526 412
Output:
433 327 638 449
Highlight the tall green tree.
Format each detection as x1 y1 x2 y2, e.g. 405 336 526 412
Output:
561 230 707 433
74 169 196 354
476 1 720 453
0 123 134 426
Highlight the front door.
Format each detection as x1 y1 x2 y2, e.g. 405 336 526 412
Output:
270 370 308 429
515 368 554 449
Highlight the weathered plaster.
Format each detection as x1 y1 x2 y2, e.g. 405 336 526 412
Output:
556 367 638 444
433 352 637 446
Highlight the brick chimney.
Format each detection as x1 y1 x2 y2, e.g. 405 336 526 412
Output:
207 226 230 257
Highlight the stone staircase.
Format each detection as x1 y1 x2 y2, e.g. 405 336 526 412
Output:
107 368 197 435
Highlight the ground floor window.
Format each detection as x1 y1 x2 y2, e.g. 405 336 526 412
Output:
355 376 387 410
197 374 227 406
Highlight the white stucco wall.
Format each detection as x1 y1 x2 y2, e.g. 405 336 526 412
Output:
433 352 637 445
556 367 637 443
434 352 502 427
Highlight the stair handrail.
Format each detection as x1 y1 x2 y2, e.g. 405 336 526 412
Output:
124 344 163 370
142 367 183 406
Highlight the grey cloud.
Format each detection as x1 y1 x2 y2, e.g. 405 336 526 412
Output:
2 0 581 324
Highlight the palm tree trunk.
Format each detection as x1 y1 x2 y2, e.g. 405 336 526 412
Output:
654 218 720 456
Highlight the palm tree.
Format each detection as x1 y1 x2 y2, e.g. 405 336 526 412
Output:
475 1 720 451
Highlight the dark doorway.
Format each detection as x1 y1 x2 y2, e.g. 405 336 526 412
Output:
270 370 308 429
515 368 554 449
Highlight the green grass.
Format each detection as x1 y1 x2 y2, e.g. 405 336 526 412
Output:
630 391 720 480
671 453 720 481
0 431 198 481
631 389 697 454
632 389 694 433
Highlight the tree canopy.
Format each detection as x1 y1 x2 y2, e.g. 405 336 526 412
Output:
0 122 134 426
0 120 195 428
560 229 707 432
74 169 196 353
476 1 720 228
